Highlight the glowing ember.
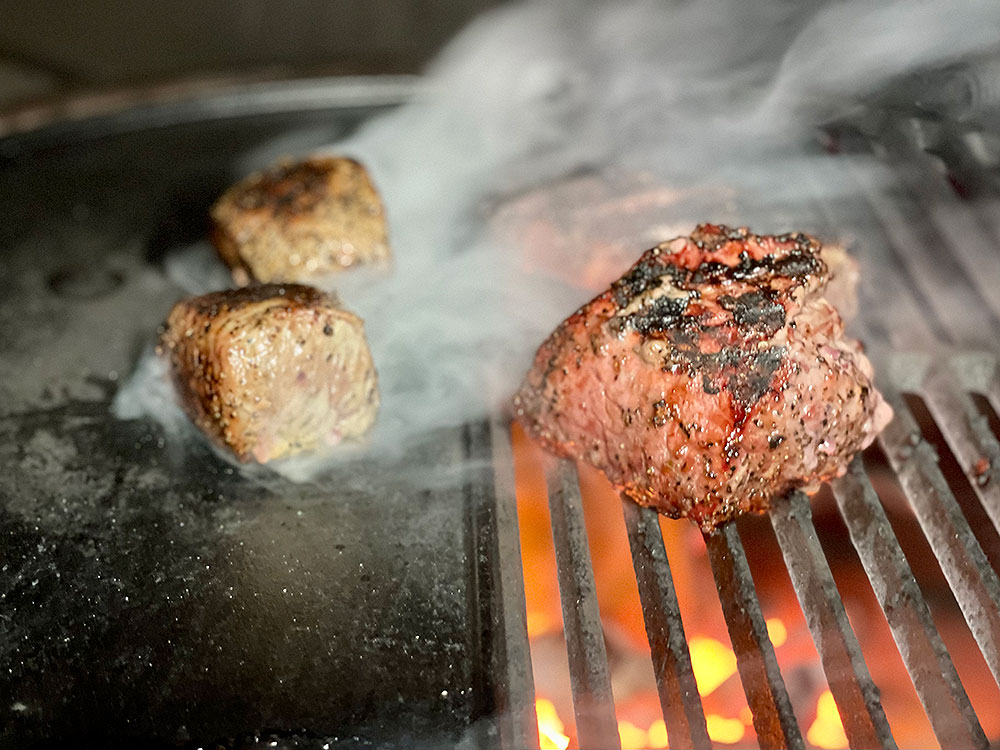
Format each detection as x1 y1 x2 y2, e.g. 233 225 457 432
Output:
618 720 648 749
807 690 848 749
688 636 738 696
646 718 669 748
526 610 558 639
766 617 787 647
536 698 571 750
706 714 746 745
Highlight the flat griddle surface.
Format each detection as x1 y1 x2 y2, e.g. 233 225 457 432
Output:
0 83 496 749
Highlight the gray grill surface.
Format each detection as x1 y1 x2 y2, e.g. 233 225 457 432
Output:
0 80 520 749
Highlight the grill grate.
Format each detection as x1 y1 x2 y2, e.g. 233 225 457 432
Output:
498 367 1000 750
769 490 894 750
622 500 709 750
488 148 1000 749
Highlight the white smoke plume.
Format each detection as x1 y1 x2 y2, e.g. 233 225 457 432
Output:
115 0 1000 478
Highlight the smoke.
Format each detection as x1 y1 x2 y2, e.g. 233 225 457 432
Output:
115 0 1000 478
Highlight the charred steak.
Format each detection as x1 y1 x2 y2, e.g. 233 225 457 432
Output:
514 224 891 529
211 156 392 286
159 284 379 463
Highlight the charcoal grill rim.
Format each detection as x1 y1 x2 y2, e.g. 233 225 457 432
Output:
0 73 423 149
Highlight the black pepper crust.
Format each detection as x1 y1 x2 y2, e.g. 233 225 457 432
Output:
231 157 370 215
612 227 823 311
606 225 828 408
182 284 332 315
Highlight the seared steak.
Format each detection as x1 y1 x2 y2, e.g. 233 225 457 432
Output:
514 224 891 529
159 284 379 463
211 156 392 286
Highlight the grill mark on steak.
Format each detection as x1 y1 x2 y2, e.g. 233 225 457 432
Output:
718 292 786 335
233 160 334 214
618 294 692 337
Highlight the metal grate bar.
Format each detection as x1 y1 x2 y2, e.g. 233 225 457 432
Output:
850 161 995 347
769 491 897 750
486 420 540 750
971 194 1000 247
877 388 1000 692
804 159 938 351
895 159 1000 325
543 457 621 750
703 521 804 750
831 457 988 750
919 362 1000 541
621 499 711 750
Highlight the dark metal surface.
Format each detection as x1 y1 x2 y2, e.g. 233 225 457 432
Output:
877 386 1000 692
769 491 895 750
703 522 804 750
621 500 710 750
542 458 621 750
483 420 540 750
831 458 988 750
0 81 512 749
920 360 1000 539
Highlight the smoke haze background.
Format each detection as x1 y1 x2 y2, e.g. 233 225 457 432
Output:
115 0 1000 478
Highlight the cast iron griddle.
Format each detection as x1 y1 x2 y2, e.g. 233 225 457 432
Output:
0 79 500 749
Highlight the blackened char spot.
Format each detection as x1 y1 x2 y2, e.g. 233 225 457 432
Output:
688 250 822 285
661 345 785 402
624 294 691 336
772 252 823 279
611 255 668 308
728 347 785 404
651 399 669 427
719 292 786 335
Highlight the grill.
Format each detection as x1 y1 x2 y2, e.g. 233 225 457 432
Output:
2 74 1000 748
485 148 1000 748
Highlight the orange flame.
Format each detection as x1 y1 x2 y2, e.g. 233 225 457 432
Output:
537 693 754 748
807 690 848 749
688 636 738 696
646 718 669 748
766 617 787 647
527 610 559 639
536 698 571 750
706 714 746 745
618 720 649 749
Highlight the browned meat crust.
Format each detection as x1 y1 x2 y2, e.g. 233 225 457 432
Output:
158 284 379 462
211 156 392 285
514 224 891 529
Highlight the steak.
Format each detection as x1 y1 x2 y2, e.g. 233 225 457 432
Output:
513 224 892 529
211 156 392 286
159 284 379 463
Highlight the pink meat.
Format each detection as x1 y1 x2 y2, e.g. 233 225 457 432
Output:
514 224 891 529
